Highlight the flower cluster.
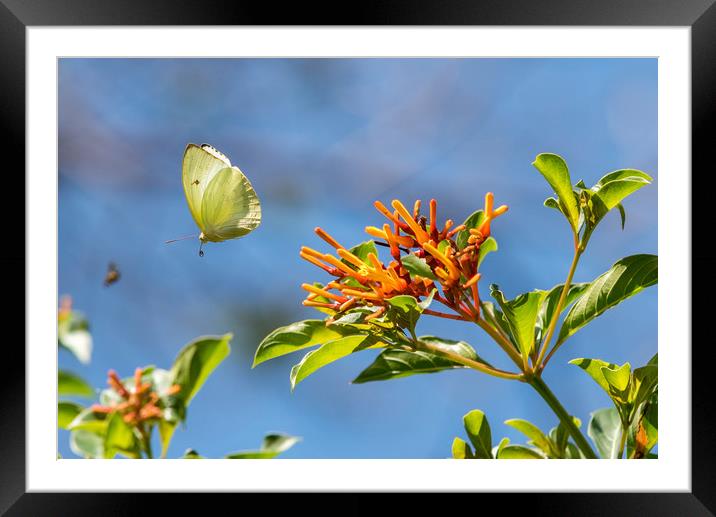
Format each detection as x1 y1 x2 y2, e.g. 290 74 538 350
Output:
299 193 507 322
91 368 180 427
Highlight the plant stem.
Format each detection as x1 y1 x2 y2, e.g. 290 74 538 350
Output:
476 318 525 371
528 375 597 459
617 424 629 459
423 308 467 321
415 338 523 381
535 237 582 371
139 425 154 459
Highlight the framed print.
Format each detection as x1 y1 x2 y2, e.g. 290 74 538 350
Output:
3 0 714 513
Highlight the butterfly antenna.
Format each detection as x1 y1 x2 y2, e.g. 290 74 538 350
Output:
165 234 198 244
198 241 205 257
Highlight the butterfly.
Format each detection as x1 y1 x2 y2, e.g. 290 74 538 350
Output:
176 144 261 256
103 262 121 287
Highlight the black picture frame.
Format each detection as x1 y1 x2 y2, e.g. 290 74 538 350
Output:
2 0 713 513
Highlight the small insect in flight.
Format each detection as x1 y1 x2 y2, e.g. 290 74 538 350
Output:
103 262 121 287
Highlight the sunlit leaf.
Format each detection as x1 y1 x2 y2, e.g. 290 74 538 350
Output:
504 419 554 457
162 335 231 456
557 255 657 345
535 282 589 345
456 210 485 249
290 335 376 390
463 409 492 459
569 357 621 396
490 285 548 359
592 169 652 210
58 370 94 398
58 401 83 429
477 236 498 268
67 408 108 434
533 153 579 232
226 433 301 459
492 437 510 459
254 320 361 367
103 411 140 459
170 334 231 405
452 437 474 459
496 445 544 459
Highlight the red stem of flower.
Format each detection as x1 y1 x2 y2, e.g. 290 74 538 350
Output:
423 308 466 321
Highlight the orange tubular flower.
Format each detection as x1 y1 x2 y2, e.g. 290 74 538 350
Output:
91 368 180 427
298 194 508 324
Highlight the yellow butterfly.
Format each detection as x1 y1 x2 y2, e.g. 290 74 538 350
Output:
176 144 261 256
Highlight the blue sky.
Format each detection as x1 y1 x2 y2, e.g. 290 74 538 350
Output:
58 58 657 458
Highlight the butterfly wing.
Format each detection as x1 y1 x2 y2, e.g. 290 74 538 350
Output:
199 166 261 242
182 144 232 230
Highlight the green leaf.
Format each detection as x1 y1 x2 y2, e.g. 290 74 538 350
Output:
579 171 651 246
535 283 589 345
601 362 632 393
385 293 433 335
480 301 514 347
170 334 232 405
67 408 108 434
261 433 301 454
352 336 484 384
158 335 230 456
564 443 585 459
58 401 83 429
225 450 278 459
456 210 485 249
254 320 361 367
437 239 451 254
452 437 474 459
493 437 510 459
496 445 544 459
226 433 301 459
557 255 657 345
588 407 623 459
569 358 621 395
543 197 561 212
631 363 658 409
343 241 379 268
490 286 548 359
104 412 140 459
401 253 437 280
504 419 554 457
552 416 581 458
477 236 498 268
58 370 94 398
463 410 492 459
70 429 104 459
592 169 652 210
533 153 579 232
181 448 205 459
58 311 93 364
290 335 376 390
617 203 626 230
